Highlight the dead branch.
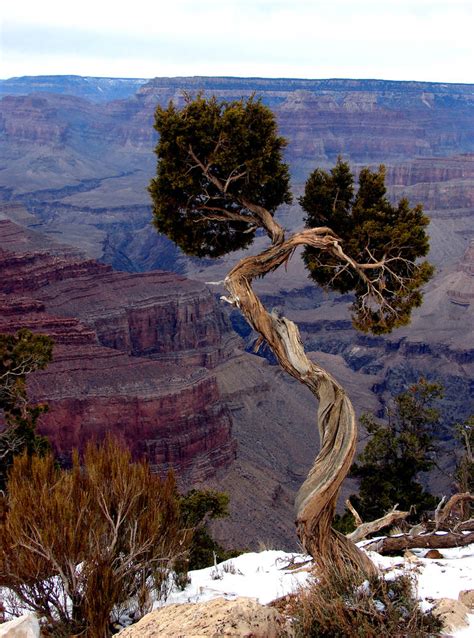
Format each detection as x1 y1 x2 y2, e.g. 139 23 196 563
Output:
454 518 474 532
434 496 448 528
435 492 474 529
362 530 474 554
345 499 362 527
347 505 411 543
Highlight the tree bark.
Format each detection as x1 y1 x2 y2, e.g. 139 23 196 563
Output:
224 230 376 576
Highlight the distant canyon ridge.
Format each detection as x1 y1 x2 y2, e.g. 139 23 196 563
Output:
0 75 473 549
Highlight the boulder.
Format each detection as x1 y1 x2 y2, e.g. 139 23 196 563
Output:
458 589 474 610
0 614 40 638
431 598 470 633
118 597 291 637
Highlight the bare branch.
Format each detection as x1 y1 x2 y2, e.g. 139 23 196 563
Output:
347 505 410 543
435 493 474 530
346 498 363 527
193 206 257 225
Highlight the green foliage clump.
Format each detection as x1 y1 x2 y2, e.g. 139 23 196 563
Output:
179 489 240 570
349 379 442 522
455 415 474 518
0 437 188 637
149 94 292 257
0 329 53 490
150 95 433 337
292 561 442 637
300 159 434 334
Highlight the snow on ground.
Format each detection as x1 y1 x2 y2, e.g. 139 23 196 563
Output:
159 544 474 637
161 551 311 607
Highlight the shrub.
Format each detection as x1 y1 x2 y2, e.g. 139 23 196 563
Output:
179 489 241 570
0 436 189 637
349 380 442 522
0 329 53 491
292 561 442 637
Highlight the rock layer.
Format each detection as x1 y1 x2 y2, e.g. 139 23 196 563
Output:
0 220 236 481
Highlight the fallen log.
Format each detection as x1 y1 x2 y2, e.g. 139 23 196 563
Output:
362 530 474 554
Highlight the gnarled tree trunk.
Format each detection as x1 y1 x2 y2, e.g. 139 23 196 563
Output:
224 231 376 576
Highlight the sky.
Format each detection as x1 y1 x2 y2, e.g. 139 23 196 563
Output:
1 0 473 83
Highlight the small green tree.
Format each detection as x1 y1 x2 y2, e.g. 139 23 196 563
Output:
179 489 237 570
0 436 188 637
348 380 442 523
0 329 53 491
454 415 474 520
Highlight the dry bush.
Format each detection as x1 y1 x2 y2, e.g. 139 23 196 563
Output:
0 436 189 637
292 561 442 638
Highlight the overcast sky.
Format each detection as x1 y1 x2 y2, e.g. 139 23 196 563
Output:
1 0 473 82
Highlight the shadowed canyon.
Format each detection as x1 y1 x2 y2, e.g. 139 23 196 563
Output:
0 76 473 549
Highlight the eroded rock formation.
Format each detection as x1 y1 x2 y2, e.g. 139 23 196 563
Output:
0 220 236 481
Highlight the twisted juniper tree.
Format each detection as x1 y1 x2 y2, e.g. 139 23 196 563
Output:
149 95 433 575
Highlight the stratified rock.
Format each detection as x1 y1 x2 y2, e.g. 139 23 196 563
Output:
118 597 291 638
0 75 147 102
0 221 237 483
447 239 474 307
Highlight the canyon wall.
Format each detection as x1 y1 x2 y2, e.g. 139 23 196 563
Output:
1 76 473 549
0 77 472 276
0 220 237 482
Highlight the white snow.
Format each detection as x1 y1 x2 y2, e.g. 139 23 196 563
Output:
161 551 311 607
2 544 473 635
158 544 474 637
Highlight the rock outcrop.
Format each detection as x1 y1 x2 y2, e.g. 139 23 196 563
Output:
118 597 290 638
431 597 470 633
0 614 40 638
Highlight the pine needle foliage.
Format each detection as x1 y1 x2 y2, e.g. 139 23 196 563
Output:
179 489 240 570
0 437 188 637
350 380 442 521
300 160 434 333
149 94 292 257
0 329 53 491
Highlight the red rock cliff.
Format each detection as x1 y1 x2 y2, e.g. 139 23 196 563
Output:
0 221 237 483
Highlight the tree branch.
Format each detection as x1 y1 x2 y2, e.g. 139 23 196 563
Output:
187 144 285 245
347 505 410 543
435 493 474 530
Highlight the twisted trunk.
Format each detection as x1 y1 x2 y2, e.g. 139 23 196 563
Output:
224 230 375 575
